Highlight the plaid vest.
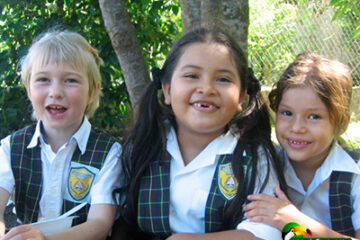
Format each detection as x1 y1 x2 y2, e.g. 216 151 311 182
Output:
329 149 359 237
137 151 252 239
10 124 116 225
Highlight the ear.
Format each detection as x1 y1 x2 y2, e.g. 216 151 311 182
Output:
236 91 247 112
162 82 171 105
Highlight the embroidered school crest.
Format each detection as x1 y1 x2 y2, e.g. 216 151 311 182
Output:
218 162 238 200
68 167 95 201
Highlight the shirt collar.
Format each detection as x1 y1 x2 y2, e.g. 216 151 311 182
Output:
320 142 360 176
284 142 360 191
27 116 91 155
166 126 238 169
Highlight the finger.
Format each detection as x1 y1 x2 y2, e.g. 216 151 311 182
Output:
246 215 274 226
2 225 43 240
244 207 275 223
247 193 273 201
274 185 289 201
2 225 28 240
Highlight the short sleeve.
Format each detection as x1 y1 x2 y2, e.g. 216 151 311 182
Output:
89 142 123 205
0 135 15 194
352 162 360 231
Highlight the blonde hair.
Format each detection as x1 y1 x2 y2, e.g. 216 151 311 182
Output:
20 30 103 118
269 52 353 136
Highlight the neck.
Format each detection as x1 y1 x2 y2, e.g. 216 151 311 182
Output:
176 128 224 165
41 124 79 153
290 161 317 191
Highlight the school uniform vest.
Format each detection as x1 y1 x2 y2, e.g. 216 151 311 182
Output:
137 151 253 239
329 149 359 237
10 124 116 226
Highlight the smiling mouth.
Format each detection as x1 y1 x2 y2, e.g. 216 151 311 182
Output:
46 105 67 114
288 139 310 145
192 102 218 109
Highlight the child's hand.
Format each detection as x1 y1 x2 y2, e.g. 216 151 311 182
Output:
1 224 45 240
244 185 301 230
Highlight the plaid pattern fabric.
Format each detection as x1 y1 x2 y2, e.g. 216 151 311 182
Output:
137 151 252 237
205 151 252 232
62 127 116 226
329 150 359 237
10 125 116 225
10 125 42 223
137 153 172 239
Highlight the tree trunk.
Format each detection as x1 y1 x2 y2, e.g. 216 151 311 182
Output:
223 0 249 54
201 0 223 30
99 0 150 119
180 0 201 33
181 0 248 54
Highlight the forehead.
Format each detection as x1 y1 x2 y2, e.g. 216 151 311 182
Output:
281 87 328 110
31 61 85 76
176 42 239 76
180 42 233 64
30 53 85 76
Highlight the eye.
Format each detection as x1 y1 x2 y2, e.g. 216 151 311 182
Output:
65 78 78 83
217 77 231 83
36 77 49 82
309 114 321 120
280 110 292 116
184 74 198 79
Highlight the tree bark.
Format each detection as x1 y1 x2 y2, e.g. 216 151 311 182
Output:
201 0 223 30
181 0 248 55
223 0 249 54
181 0 201 33
99 0 150 119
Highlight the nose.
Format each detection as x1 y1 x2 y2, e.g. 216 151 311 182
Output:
49 81 64 99
196 77 216 95
291 116 307 133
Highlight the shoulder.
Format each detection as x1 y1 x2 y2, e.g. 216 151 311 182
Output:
343 148 360 162
90 127 119 142
8 124 37 148
10 124 36 138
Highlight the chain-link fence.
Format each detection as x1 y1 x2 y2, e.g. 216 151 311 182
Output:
249 0 360 86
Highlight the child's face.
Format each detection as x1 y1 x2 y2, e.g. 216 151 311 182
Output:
275 86 335 168
162 42 246 139
28 62 90 136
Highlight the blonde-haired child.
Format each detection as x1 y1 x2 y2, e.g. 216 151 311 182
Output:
244 52 360 239
0 30 121 240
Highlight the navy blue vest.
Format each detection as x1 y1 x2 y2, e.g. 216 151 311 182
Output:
10 124 116 225
329 149 359 237
137 151 252 239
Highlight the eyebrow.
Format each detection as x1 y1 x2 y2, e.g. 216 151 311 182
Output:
181 64 236 76
279 103 327 112
33 71 83 77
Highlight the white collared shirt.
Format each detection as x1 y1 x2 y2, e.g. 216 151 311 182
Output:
166 127 281 239
284 142 360 231
0 117 122 221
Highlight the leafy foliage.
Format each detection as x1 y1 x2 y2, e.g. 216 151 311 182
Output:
248 0 298 86
330 0 360 38
0 0 181 139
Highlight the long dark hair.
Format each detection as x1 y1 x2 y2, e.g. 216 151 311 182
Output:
118 27 286 234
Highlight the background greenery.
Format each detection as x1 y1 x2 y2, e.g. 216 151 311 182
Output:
0 0 359 140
